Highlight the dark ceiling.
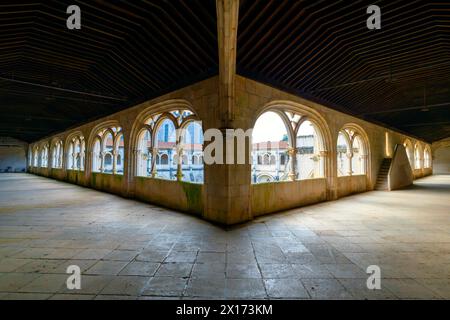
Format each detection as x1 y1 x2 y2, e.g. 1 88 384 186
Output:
237 0 450 143
0 0 218 142
1 1 449 143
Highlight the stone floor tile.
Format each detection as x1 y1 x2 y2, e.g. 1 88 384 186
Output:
1 292 51 300
136 250 169 262
185 277 226 298
165 251 198 263
155 263 193 278
196 252 226 263
415 278 450 299
0 258 31 272
337 278 397 300
291 264 334 279
226 263 261 279
85 261 129 275
100 276 150 296
258 263 296 279
264 278 310 299
301 278 353 299
15 259 66 274
142 277 188 297
72 249 113 260
382 278 442 299
102 250 139 261
119 261 160 277
18 274 67 293
225 278 266 299
323 263 368 279
58 275 114 295
191 262 226 279
0 273 40 292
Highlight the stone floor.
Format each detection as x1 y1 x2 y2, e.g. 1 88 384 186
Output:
0 173 449 300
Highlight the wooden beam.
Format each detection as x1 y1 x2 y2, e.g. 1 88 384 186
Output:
216 0 239 125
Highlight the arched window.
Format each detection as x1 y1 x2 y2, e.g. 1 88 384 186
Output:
136 129 152 177
414 144 422 169
263 153 270 166
115 134 124 175
91 126 124 175
155 119 177 180
252 111 291 184
92 138 101 172
297 120 324 179
40 145 48 168
103 132 114 173
424 148 431 168
351 135 365 175
338 128 368 177
182 121 204 183
160 153 169 165
67 141 74 169
104 153 113 166
66 134 85 171
33 147 39 167
337 132 350 176
52 140 63 168
132 108 203 183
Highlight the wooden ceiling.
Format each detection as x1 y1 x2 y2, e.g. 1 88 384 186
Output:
0 0 218 142
237 0 450 143
1 0 449 143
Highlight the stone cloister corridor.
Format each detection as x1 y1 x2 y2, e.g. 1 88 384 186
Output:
0 173 448 300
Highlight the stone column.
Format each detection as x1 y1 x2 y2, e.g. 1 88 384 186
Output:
112 150 117 174
176 146 184 181
100 151 105 173
202 0 252 225
287 147 296 181
151 148 158 178
347 152 353 176
319 150 328 177
134 149 141 176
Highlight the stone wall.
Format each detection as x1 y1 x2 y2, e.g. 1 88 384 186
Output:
432 138 450 174
0 137 27 173
251 178 327 216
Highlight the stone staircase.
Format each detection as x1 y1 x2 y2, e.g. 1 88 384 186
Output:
375 158 392 190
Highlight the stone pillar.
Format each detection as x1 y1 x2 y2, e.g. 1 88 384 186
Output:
176 147 184 181
151 148 158 178
112 150 117 174
319 150 328 177
347 152 353 176
287 147 296 181
202 0 252 225
100 152 105 173
134 150 141 176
